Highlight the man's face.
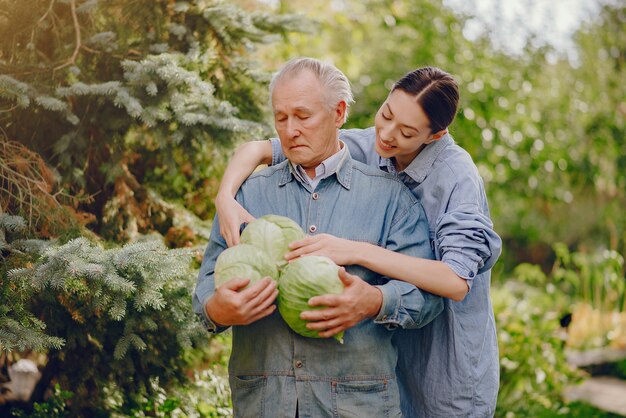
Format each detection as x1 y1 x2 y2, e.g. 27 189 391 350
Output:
272 70 345 174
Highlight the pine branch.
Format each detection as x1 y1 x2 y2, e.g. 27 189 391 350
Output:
53 0 82 72
0 317 65 352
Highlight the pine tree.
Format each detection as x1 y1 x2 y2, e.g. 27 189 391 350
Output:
0 0 306 239
1 214 64 353
0 1 307 415
3 215 206 414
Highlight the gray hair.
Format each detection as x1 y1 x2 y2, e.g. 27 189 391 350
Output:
269 57 354 122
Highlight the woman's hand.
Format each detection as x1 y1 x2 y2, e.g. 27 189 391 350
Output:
215 192 255 247
285 233 362 266
300 267 382 338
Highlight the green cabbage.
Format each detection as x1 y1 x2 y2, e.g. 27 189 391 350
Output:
277 256 345 343
240 215 306 267
214 244 278 289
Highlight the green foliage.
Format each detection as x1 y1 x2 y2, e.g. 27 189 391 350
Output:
0 0 306 235
185 369 232 418
106 333 233 417
493 281 581 416
529 402 625 418
0 137 87 239
106 369 232 418
10 384 73 418
133 139 230 220
0 1 307 414
251 0 626 269
1 214 64 352
3 216 207 415
496 243 626 414
551 243 626 313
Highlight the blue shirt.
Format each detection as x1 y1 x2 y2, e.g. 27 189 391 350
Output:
193 146 443 418
271 128 502 417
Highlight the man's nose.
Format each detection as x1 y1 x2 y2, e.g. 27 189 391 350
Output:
286 118 301 137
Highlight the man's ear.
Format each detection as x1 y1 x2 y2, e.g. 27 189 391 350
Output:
334 101 347 127
426 129 447 144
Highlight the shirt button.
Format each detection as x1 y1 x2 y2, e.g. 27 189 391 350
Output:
295 360 303 368
309 225 317 233
469 272 475 278
312 192 319 200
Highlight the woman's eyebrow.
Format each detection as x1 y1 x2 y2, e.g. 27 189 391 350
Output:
386 103 420 133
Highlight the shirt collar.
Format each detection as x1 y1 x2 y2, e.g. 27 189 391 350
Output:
280 141 352 190
293 143 346 187
378 133 453 183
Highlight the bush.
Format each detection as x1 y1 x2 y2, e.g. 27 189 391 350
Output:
494 281 581 417
10 384 72 418
2 217 209 416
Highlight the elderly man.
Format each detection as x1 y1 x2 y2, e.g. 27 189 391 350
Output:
193 57 442 418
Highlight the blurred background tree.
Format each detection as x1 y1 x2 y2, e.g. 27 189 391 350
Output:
244 0 626 270
231 0 626 415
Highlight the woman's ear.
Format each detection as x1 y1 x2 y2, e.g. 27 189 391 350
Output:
426 129 447 144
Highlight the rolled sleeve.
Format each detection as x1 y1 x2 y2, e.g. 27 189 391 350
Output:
374 283 401 328
194 299 229 334
442 250 482 288
375 281 443 330
436 203 501 283
192 216 230 334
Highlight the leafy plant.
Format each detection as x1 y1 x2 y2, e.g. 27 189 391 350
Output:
548 243 626 350
107 333 234 418
494 281 581 416
551 243 626 313
10 384 73 418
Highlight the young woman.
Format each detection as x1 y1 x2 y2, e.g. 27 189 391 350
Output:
216 67 502 417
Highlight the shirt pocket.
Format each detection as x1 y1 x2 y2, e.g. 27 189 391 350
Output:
331 379 400 418
230 375 267 418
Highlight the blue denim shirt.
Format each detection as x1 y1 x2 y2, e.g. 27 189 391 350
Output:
271 128 502 417
193 147 443 418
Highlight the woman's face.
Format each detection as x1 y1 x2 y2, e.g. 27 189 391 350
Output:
374 89 444 171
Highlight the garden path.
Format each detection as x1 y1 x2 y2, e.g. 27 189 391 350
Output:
564 376 626 416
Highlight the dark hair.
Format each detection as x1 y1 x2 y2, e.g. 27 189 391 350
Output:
392 66 459 133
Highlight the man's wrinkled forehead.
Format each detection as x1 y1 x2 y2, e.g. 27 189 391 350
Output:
272 67 315 88
272 69 317 94
271 70 325 111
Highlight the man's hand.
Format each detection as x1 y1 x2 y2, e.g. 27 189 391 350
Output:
285 233 361 266
215 192 255 247
206 277 278 326
299 268 382 338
